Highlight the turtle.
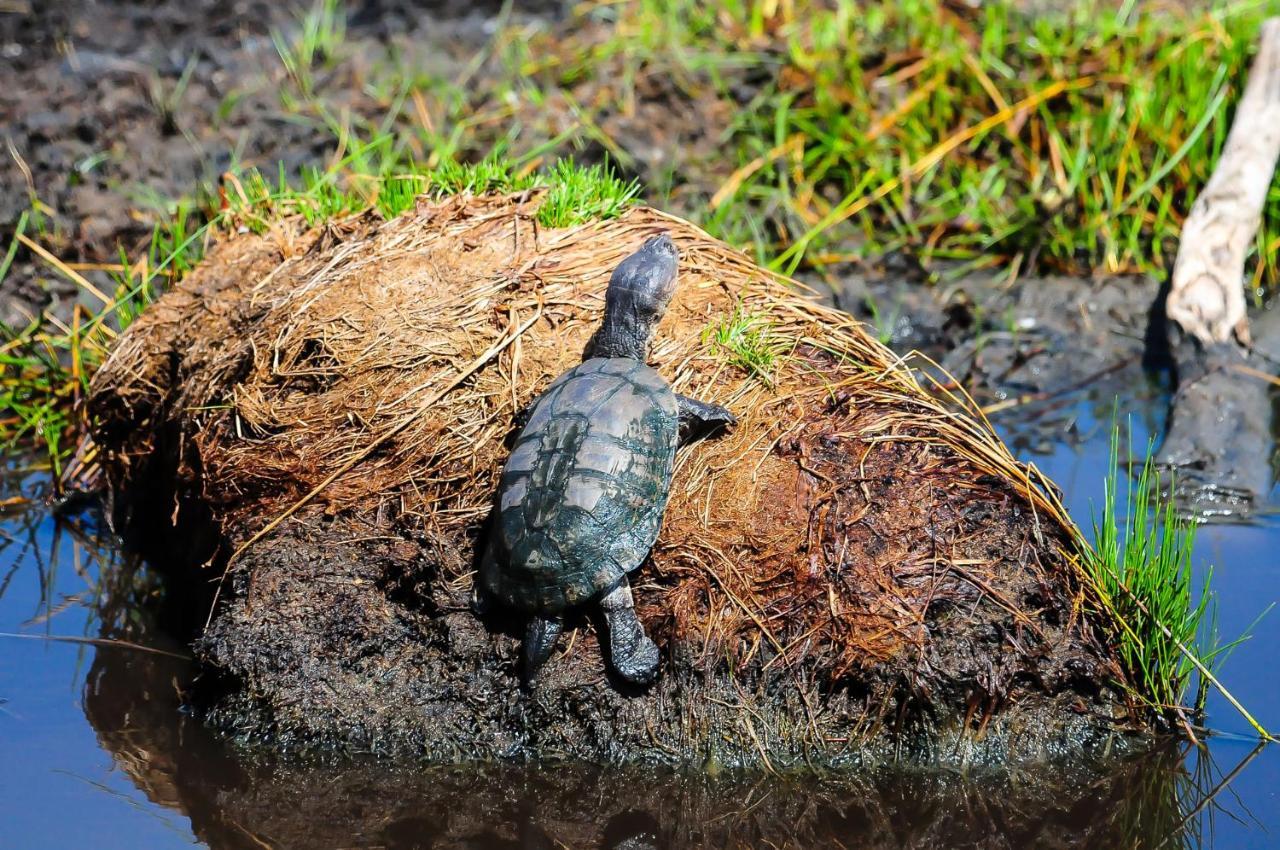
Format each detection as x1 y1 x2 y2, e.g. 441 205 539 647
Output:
479 232 736 684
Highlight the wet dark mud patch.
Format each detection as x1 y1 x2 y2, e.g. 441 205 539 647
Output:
81 197 1148 766
0 0 567 324
831 271 1280 515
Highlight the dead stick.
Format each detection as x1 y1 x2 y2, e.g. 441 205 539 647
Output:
1167 18 1280 346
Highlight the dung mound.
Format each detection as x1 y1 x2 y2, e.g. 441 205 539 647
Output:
84 193 1141 765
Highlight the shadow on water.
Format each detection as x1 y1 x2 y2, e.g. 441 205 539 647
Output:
1 456 1275 850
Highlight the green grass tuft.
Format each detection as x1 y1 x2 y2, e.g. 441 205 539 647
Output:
271 0 346 97
375 174 428 221
702 305 789 385
427 152 540 196
298 166 367 228
1081 425 1244 723
535 159 642 228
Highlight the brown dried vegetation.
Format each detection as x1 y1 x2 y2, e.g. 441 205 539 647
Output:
84 192 1138 763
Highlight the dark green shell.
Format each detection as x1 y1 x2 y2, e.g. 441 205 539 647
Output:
482 357 680 614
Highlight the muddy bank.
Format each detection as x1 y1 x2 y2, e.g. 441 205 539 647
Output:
78 194 1147 766
84 608 1191 850
833 271 1279 515
0 0 566 324
1155 311 1280 518
832 272 1167 440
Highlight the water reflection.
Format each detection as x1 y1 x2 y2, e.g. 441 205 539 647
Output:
0 460 1273 850
84 625 1200 850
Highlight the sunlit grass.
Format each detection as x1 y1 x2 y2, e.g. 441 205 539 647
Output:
532 0 1280 291
535 158 642 227
1080 425 1264 732
271 0 347 97
702 305 789 385
0 152 640 469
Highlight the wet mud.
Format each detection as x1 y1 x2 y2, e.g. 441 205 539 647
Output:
0 0 565 324
1154 312 1280 518
80 559 1190 850
833 271 1279 516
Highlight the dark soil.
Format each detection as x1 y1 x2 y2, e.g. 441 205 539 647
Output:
81 574 1189 850
0 0 567 324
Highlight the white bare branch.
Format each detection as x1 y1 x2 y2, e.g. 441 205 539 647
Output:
1167 18 1280 346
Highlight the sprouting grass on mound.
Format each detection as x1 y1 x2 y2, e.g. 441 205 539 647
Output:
702 305 790 386
0 154 639 471
218 149 639 232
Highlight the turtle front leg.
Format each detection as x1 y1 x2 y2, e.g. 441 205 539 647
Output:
600 578 660 684
676 394 736 445
524 615 564 684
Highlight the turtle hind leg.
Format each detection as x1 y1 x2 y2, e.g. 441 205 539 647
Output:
600 578 660 684
523 615 564 684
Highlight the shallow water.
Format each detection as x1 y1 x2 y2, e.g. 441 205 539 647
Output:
1 383 1278 848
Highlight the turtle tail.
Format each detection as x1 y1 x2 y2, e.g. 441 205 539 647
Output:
523 615 564 684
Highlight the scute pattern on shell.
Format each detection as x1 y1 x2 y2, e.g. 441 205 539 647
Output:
483 358 680 614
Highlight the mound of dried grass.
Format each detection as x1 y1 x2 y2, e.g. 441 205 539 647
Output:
84 191 1132 754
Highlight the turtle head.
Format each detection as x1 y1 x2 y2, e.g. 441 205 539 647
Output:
588 233 680 360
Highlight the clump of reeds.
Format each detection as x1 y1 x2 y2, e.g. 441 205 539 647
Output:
1080 425 1269 739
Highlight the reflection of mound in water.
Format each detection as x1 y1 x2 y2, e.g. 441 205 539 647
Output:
85 637 1192 850
79 566 1198 850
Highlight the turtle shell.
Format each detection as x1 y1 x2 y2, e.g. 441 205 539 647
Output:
482 357 680 614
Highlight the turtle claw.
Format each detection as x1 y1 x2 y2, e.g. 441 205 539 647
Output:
612 633 660 685
523 616 563 684
470 586 492 618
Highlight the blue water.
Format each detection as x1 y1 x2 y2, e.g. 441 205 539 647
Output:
0 494 200 848
1020 405 1280 850
1 390 1278 848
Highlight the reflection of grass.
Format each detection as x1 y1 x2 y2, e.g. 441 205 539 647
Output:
1082 425 1266 735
